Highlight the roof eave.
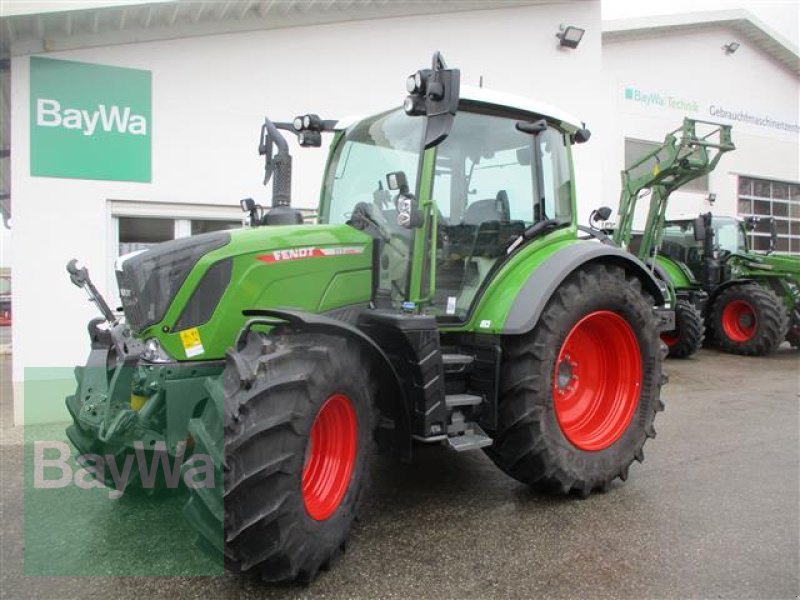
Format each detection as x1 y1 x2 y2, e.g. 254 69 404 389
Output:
602 9 799 77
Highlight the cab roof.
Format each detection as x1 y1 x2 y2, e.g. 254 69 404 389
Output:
335 85 583 131
458 85 582 130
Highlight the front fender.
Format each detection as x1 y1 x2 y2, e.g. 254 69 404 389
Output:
654 255 696 289
239 308 412 461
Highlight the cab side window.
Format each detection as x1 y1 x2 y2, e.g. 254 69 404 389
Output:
538 129 572 222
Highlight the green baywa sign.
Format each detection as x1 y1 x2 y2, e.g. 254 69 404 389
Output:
30 56 152 182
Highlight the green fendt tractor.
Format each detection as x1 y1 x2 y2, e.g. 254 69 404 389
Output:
603 118 735 358
65 53 672 583
659 213 799 354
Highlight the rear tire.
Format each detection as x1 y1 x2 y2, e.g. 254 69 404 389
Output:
711 284 788 355
485 263 665 495
183 332 375 583
661 299 704 358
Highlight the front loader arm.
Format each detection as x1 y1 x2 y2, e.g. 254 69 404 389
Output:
612 119 735 262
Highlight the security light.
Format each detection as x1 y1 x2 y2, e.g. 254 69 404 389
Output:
723 41 740 54
557 25 585 49
707 193 717 205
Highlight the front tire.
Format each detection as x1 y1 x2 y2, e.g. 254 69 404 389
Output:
485 263 665 495
661 299 704 358
183 332 374 583
710 284 788 355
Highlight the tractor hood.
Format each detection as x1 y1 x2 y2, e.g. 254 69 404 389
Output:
117 223 374 360
117 231 232 332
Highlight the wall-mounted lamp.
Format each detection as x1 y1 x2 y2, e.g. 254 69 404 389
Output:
707 193 717 205
723 41 740 54
556 25 585 49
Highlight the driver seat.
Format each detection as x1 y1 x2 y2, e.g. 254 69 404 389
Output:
461 190 510 225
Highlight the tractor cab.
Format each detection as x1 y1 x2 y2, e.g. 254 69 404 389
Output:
318 86 582 321
662 215 759 271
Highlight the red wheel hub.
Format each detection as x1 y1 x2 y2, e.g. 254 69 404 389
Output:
302 394 357 521
661 330 680 347
721 300 756 342
552 311 642 451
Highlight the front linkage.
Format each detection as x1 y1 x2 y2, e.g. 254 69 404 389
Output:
64 262 219 492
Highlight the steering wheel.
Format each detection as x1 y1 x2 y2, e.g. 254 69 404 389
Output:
349 202 394 242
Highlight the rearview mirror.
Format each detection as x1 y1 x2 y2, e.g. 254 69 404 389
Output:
693 215 707 241
240 198 256 212
386 171 409 193
743 216 759 231
592 206 613 223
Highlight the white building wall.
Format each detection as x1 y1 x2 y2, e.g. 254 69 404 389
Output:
10 2 603 423
602 26 799 224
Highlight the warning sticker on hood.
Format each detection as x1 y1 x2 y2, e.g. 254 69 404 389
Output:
179 327 204 358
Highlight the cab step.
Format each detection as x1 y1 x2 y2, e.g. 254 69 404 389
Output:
442 353 475 374
445 393 483 408
447 422 493 452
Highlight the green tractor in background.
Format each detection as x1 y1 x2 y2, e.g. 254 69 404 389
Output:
603 118 735 358
660 213 799 354
600 116 798 356
65 53 672 583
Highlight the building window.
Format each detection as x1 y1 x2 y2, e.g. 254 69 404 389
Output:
737 176 800 255
118 217 175 255
624 138 708 193
191 219 242 235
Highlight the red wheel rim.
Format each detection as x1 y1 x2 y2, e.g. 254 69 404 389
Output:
302 394 357 521
661 330 680 347
553 311 642 451
722 300 756 342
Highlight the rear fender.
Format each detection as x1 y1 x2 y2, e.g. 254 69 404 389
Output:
239 308 412 461
502 243 667 335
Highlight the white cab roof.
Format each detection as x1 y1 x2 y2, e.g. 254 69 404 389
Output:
459 85 582 129
335 85 583 131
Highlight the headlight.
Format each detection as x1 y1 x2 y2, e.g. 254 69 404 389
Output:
141 338 174 363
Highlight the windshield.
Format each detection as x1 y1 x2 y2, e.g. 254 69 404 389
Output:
661 217 748 267
714 218 748 254
322 109 423 224
321 108 423 301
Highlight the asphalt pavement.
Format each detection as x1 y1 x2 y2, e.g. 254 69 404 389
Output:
1 343 798 599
